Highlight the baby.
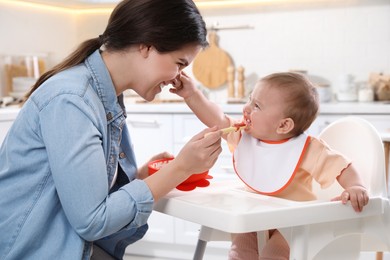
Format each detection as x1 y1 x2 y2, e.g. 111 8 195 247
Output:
171 71 369 259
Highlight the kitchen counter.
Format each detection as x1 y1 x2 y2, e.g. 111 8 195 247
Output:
124 100 390 114
1 101 390 121
0 106 20 121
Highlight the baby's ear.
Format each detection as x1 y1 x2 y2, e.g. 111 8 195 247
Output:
276 118 294 134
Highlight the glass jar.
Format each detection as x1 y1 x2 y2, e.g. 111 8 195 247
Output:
357 81 374 102
2 54 47 97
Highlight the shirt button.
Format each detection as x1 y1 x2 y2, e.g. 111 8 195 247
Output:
119 152 126 159
106 112 113 120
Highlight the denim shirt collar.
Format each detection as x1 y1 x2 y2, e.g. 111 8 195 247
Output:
85 50 125 122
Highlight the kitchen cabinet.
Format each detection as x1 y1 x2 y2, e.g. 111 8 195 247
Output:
125 111 232 259
125 114 176 244
126 113 174 167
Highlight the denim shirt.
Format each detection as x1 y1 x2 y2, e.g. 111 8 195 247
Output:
0 50 154 260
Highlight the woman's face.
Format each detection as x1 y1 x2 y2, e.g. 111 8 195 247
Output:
134 44 202 102
242 81 287 141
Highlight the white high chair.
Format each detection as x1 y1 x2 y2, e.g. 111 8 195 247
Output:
193 116 390 260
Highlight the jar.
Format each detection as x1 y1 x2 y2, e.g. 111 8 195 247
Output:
357 82 374 102
337 74 357 102
316 84 332 103
2 54 47 97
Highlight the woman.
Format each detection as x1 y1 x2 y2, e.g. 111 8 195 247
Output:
0 1 222 259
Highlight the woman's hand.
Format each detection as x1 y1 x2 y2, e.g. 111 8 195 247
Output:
137 152 174 180
174 126 222 176
331 185 369 212
144 127 222 201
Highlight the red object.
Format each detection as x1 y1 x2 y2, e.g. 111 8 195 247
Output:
148 158 213 191
233 122 246 127
233 122 246 131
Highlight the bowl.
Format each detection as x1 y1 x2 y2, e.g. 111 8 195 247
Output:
148 158 212 191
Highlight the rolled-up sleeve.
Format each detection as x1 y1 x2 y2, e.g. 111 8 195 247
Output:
119 180 153 229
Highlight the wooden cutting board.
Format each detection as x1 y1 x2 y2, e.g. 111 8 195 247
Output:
192 31 233 89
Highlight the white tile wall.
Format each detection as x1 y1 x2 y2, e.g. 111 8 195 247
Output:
200 3 390 101
0 1 389 99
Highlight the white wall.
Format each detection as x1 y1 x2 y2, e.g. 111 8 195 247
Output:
0 1 389 100
0 1 79 96
201 2 390 101
0 3 78 60
76 13 108 43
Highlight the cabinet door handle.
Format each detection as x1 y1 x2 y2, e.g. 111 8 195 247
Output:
127 119 160 128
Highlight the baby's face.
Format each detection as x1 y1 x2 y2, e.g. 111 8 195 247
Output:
242 82 287 141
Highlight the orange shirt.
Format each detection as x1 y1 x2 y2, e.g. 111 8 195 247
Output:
227 131 351 202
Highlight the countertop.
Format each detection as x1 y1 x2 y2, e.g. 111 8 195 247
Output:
123 100 390 114
1 100 390 121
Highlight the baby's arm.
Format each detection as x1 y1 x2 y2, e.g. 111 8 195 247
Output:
332 164 369 212
170 71 231 129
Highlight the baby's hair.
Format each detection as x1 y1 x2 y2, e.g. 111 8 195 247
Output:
261 72 319 135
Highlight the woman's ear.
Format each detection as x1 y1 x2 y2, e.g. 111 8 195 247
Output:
139 44 151 58
276 118 294 134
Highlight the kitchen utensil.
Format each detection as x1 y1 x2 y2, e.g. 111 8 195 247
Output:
204 123 246 137
192 31 233 89
221 124 246 134
227 66 235 98
148 158 212 191
236 66 245 99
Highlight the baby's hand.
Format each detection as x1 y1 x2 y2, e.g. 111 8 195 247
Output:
169 71 197 99
331 186 369 212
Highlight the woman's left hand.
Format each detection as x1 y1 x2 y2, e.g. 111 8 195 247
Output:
137 151 174 179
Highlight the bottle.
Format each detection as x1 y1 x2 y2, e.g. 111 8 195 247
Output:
237 66 245 99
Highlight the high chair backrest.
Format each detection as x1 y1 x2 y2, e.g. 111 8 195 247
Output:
314 116 387 199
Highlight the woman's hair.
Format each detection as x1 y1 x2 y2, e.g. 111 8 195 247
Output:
27 0 207 97
261 72 319 135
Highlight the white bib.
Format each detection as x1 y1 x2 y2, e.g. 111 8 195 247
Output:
233 132 310 194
